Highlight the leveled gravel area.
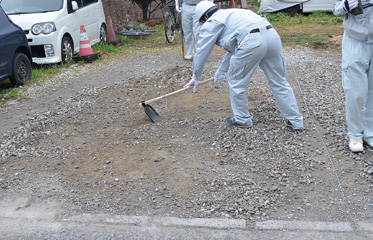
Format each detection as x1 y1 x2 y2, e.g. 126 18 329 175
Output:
0 47 371 227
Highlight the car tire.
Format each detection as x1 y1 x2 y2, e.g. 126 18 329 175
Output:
61 36 73 63
9 53 31 86
100 23 107 42
281 4 301 16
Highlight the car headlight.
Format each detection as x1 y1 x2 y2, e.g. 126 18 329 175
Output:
31 22 56 35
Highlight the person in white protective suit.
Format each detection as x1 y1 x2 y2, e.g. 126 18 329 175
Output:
333 0 373 152
175 0 213 60
184 1 303 129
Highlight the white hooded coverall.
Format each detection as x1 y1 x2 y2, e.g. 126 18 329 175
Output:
333 0 373 144
193 9 303 127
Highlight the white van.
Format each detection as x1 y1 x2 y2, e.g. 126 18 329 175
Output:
258 0 335 15
0 0 107 64
302 0 335 13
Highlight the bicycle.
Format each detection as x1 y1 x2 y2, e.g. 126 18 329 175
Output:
164 3 185 58
164 3 181 43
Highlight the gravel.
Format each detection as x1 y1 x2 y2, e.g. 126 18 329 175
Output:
0 47 371 225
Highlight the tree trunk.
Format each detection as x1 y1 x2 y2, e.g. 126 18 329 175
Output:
142 6 148 21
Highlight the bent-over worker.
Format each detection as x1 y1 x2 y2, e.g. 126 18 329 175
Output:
184 1 303 129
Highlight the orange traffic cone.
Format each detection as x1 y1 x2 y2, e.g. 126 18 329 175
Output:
72 25 100 63
107 16 121 45
79 25 94 56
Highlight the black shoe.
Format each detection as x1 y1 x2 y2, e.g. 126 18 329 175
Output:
363 140 373 148
284 119 303 130
226 117 252 128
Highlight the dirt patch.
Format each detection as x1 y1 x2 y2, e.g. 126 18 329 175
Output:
329 34 343 46
145 18 164 27
312 41 328 49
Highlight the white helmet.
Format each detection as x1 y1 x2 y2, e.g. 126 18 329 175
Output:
195 1 217 23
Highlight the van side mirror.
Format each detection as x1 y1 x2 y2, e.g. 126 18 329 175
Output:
72 1 78 11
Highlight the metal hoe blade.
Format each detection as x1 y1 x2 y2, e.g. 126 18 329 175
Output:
139 78 214 123
141 101 159 123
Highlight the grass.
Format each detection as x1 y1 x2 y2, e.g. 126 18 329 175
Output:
250 0 260 8
0 12 344 106
0 25 168 107
263 12 344 48
0 62 63 103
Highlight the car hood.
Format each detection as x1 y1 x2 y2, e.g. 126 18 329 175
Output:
7 11 59 30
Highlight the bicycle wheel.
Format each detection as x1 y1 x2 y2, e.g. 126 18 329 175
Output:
164 12 176 43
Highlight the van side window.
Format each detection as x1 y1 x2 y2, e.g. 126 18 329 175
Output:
67 0 82 12
67 0 72 12
75 0 84 8
84 0 98 6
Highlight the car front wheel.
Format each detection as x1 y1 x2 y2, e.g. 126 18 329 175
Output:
9 53 31 86
61 36 73 63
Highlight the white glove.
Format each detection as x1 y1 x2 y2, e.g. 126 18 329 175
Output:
344 0 358 11
176 6 182 13
184 77 199 93
214 69 226 83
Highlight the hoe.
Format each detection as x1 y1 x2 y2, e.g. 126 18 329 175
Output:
140 77 214 122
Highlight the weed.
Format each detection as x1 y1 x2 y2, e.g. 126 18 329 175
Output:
264 12 344 48
250 0 260 8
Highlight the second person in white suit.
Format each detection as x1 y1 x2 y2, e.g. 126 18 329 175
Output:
175 0 213 60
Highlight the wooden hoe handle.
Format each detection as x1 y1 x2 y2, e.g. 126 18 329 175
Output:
140 77 214 106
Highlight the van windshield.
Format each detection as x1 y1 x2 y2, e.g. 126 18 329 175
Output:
1 0 63 15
